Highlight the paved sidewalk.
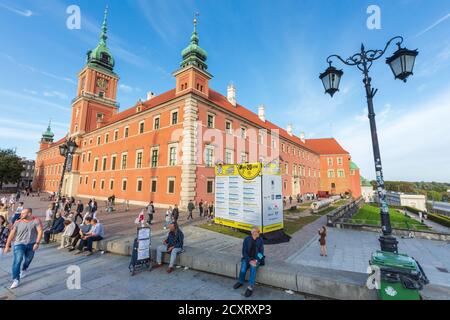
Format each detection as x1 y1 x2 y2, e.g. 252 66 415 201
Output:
0 243 305 300
404 210 450 234
286 228 450 288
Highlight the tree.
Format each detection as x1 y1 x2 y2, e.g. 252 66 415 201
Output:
0 149 23 189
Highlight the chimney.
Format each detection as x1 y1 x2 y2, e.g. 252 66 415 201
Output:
147 91 155 100
258 104 265 122
227 83 236 107
287 123 293 136
300 132 305 143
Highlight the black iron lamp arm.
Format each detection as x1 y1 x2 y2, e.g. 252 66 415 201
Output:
325 36 404 70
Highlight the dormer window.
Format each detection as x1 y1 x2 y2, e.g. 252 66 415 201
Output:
101 52 110 63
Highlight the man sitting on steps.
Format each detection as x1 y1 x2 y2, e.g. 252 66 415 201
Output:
153 222 184 273
233 226 265 298
74 218 104 256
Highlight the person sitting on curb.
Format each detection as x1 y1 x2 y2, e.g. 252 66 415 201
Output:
58 220 79 250
74 218 104 256
233 226 265 298
43 212 65 244
68 217 92 251
153 222 184 273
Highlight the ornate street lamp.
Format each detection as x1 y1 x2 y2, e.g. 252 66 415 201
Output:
57 137 78 198
386 45 418 82
319 63 343 97
320 36 418 253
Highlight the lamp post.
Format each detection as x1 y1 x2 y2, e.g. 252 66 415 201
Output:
57 138 78 198
320 36 418 253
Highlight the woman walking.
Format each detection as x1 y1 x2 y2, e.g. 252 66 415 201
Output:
318 226 327 257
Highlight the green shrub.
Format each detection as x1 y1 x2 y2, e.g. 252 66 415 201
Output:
427 213 450 228
405 206 422 215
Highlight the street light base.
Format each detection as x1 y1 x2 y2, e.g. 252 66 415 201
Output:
379 235 398 253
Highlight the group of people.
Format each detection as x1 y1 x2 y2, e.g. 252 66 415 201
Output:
138 200 215 229
283 193 317 207
187 199 214 223
0 194 106 289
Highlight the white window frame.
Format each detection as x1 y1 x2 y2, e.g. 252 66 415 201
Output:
153 115 160 130
167 177 175 194
110 154 117 170
122 178 128 191
205 146 214 167
136 178 143 192
150 147 159 168
168 143 178 166
102 156 107 171
225 120 233 134
121 152 128 170
225 149 233 164
206 178 215 194
207 113 215 128
139 120 145 134
151 177 157 193
135 149 144 169
170 109 179 125
327 157 333 166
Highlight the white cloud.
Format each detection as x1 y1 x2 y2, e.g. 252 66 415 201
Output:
0 52 76 85
414 13 450 38
118 84 135 93
43 90 68 100
334 88 450 182
0 3 33 17
0 88 70 111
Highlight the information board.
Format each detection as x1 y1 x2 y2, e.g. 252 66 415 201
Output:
214 163 283 233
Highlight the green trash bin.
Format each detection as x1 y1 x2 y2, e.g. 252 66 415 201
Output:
370 250 429 300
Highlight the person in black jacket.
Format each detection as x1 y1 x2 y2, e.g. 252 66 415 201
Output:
233 226 265 298
74 200 84 224
43 213 65 244
172 204 179 223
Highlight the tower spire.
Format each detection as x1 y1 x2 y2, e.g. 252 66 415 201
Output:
86 6 115 71
100 6 108 45
179 12 208 71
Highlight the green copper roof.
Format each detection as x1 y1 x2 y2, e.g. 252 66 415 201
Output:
180 15 208 71
350 161 359 170
41 121 54 143
86 7 115 71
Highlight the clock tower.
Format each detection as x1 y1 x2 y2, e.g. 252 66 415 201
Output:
70 7 119 136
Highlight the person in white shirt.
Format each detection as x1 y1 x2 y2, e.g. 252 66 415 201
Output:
43 204 54 231
58 220 78 249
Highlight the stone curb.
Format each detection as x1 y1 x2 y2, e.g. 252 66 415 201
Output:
51 233 380 300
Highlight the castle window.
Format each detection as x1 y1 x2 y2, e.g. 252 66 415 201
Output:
167 177 175 194
207 114 215 128
171 110 178 125
154 116 160 130
136 178 143 192
136 150 143 169
139 121 145 134
151 178 157 193
124 126 129 138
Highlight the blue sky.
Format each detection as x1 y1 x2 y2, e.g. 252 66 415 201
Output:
0 0 449 182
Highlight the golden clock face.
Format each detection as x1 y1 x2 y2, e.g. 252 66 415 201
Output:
97 78 108 89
